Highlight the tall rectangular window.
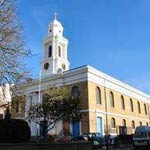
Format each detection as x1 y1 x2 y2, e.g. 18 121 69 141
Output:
58 46 61 57
121 95 125 110
130 99 134 112
110 91 115 107
48 45 52 57
96 87 101 104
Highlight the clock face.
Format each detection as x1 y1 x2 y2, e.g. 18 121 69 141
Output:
44 63 49 70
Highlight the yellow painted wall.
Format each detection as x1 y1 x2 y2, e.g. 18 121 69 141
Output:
87 81 150 135
68 81 90 134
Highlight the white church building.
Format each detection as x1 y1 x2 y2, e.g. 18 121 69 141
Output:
13 15 150 137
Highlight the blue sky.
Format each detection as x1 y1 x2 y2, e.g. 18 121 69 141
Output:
17 0 150 93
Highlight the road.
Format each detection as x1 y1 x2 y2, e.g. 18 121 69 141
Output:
100 144 149 150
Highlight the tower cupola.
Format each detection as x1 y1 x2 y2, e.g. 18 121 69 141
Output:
41 13 70 78
48 13 63 37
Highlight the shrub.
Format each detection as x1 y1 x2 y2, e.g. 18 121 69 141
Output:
0 119 31 142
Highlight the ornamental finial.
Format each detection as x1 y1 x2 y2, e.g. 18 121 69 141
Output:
54 12 57 20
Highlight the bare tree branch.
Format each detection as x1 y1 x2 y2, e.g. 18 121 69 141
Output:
0 0 32 87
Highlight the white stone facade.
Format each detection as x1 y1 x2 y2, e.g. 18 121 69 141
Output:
41 16 70 78
0 83 11 103
0 83 11 118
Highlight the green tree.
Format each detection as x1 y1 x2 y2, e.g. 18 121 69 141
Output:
28 86 81 140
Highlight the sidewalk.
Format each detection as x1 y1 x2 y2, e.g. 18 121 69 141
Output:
101 144 134 150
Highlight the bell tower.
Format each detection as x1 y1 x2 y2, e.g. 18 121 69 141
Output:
41 13 70 78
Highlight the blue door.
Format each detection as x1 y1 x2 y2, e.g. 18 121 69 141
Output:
97 117 102 134
72 121 80 137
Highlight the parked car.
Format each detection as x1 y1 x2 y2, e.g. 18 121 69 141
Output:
83 132 105 148
104 134 118 148
71 133 117 148
70 135 88 142
133 126 150 148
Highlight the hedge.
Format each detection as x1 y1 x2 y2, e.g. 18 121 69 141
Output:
0 119 31 142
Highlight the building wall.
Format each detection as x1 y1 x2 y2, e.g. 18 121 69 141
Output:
0 84 12 118
0 143 93 150
68 81 89 110
11 95 25 119
18 79 90 136
87 81 150 135
17 65 150 136
67 81 90 134
0 84 11 103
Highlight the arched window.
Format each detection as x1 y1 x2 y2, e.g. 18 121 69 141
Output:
42 93 49 103
137 101 141 113
146 122 148 126
110 91 115 107
48 45 52 57
144 104 147 115
130 98 134 112
139 121 142 126
58 46 61 57
96 87 101 104
131 120 135 129
16 101 19 113
122 119 126 127
111 118 116 128
71 86 80 98
121 95 125 110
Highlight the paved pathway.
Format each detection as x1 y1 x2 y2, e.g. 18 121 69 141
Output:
100 144 134 150
100 144 150 150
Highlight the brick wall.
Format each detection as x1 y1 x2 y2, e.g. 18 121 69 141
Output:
0 142 93 150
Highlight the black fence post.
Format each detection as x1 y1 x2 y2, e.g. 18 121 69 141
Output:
147 140 150 150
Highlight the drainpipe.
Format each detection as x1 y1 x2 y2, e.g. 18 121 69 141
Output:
38 70 42 103
104 79 108 136
147 97 150 124
37 70 42 138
